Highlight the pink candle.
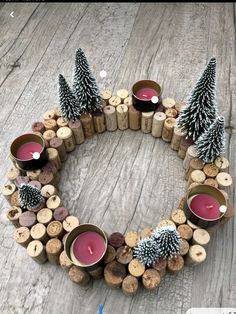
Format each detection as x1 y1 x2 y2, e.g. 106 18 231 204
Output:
190 194 222 220
72 231 106 265
16 142 42 160
135 88 158 100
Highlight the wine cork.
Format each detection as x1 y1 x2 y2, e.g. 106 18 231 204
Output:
109 95 121 108
141 111 154 134
38 171 55 186
178 137 194 159
53 207 69 222
26 169 41 181
101 90 112 105
188 169 206 186
125 231 139 248
37 208 53 225
139 227 153 240
108 232 125 248
204 178 218 188
7 207 22 227
57 117 68 128
47 220 64 239
57 127 76 152
49 137 67 162
53 105 62 118
128 259 145 278
80 113 95 138
10 191 21 207
177 197 186 211
187 219 199 230
179 239 190 256
192 229 210 246
14 176 30 187
19 211 37 228
41 185 57 199
203 163 219 178
47 148 61 170
183 145 198 170
165 108 177 118
151 112 166 138
42 161 57 175
175 101 186 113
59 250 72 271
157 219 176 229
14 227 32 248
104 245 117 264
117 89 129 102
122 275 139 296
7 166 20 183
170 209 187 225
43 130 56 147
27 240 48 264
161 118 176 142
69 266 90 286
32 122 45 134
44 119 58 132
62 233 69 246
214 156 229 172
68 120 85 145
88 266 104 280
104 106 117 131
104 261 126 288
171 127 185 151
142 269 161 290
177 224 193 240
167 256 184 273
185 244 206 266
155 103 165 113
185 158 205 180
163 97 175 110
152 259 167 277
62 216 79 232
1 184 16 203
30 223 49 244
46 238 63 264
124 96 133 108
117 104 128 130
116 246 133 264
44 110 56 121
216 172 232 190
92 111 106 133
128 106 141 130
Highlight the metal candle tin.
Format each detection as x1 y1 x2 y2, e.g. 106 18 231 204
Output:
10 133 48 171
132 80 162 112
184 184 227 228
65 223 108 271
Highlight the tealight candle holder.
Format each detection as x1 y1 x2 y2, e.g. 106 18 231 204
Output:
10 133 48 171
65 223 108 271
132 80 162 112
184 184 227 228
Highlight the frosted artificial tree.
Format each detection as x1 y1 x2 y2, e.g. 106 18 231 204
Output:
133 237 159 266
58 74 82 121
177 57 217 141
196 115 225 163
73 48 102 113
18 183 44 210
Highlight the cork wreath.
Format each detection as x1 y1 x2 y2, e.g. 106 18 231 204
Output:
2 50 234 296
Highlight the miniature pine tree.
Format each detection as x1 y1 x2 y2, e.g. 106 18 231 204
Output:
152 226 182 260
58 74 82 121
177 57 217 141
133 237 159 266
73 48 102 113
196 115 225 163
18 183 44 210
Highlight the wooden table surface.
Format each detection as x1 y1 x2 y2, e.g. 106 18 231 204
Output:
0 3 235 314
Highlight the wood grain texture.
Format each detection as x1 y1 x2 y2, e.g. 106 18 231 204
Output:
0 3 235 314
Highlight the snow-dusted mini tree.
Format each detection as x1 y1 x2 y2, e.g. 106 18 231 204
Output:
18 183 44 210
196 115 225 163
133 237 159 266
177 57 217 141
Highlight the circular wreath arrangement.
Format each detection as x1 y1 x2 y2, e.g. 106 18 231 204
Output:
2 49 234 296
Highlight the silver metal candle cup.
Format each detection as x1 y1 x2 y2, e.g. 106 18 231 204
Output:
184 184 227 228
10 133 48 171
65 223 108 271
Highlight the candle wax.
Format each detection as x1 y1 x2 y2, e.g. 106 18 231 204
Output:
190 194 221 220
72 231 106 265
135 88 158 100
16 142 42 160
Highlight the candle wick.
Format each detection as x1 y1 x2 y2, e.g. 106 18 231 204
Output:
206 204 214 209
88 246 93 255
